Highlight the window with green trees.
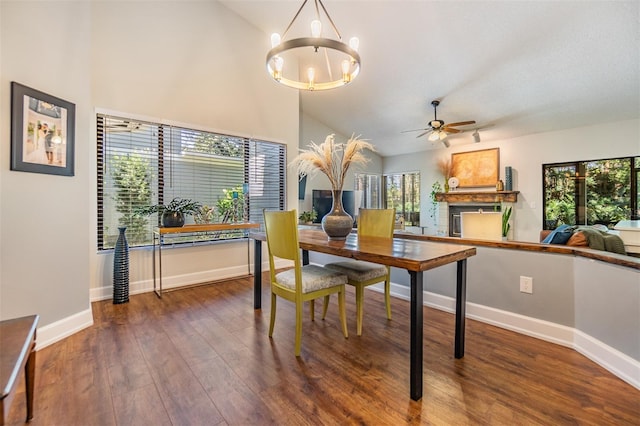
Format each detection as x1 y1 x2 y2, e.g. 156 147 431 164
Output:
382 172 420 226
97 114 285 250
543 156 639 229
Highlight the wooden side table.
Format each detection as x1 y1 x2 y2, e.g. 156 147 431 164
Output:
1 315 39 425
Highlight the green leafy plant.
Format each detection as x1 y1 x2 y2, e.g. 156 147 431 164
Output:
216 186 245 222
299 210 317 223
502 206 512 238
135 197 202 217
194 205 215 224
429 181 442 219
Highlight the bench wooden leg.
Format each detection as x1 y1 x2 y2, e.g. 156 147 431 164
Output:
25 341 36 422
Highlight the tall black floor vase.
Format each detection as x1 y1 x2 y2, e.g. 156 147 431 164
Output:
113 227 130 304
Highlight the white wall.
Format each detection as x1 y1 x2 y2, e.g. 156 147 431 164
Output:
0 2 300 338
1 2 93 330
383 118 640 242
89 2 300 300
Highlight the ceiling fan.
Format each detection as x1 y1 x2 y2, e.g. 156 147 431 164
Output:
106 121 142 133
402 100 476 147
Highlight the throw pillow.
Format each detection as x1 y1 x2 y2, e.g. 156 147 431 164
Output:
550 229 573 244
542 224 572 245
567 231 588 247
602 234 627 255
576 227 606 251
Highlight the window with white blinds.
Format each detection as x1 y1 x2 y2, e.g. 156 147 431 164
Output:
97 114 285 250
354 173 381 208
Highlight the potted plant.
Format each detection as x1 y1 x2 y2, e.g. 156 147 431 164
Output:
194 205 215 224
216 186 245 223
135 197 202 227
502 206 512 239
299 210 317 225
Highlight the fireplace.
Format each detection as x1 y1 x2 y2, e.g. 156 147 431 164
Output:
449 204 501 237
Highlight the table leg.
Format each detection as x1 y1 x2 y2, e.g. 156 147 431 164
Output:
455 259 467 358
409 270 424 401
152 232 158 298
254 239 262 309
302 249 309 266
153 232 163 298
25 341 36 422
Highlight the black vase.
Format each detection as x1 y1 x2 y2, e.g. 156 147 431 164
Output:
505 166 513 191
321 190 354 240
162 211 185 227
113 227 129 304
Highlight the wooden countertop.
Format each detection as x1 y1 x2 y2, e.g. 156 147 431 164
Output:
394 233 640 270
156 222 259 235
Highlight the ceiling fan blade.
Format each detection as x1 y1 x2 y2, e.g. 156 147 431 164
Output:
401 128 428 133
444 120 476 128
443 128 461 134
416 130 432 138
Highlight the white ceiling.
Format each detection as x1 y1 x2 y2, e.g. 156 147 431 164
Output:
221 0 640 157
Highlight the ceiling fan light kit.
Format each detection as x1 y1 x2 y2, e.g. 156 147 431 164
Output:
402 100 476 147
266 0 361 91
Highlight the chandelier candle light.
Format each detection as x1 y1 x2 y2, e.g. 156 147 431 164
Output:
267 0 361 91
290 134 374 239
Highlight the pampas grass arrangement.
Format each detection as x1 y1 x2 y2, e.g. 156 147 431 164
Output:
290 134 375 192
437 157 452 179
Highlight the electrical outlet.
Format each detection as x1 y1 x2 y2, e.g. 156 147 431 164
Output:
520 276 533 294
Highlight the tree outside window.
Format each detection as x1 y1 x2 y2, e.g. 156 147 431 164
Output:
383 172 420 226
543 156 638 229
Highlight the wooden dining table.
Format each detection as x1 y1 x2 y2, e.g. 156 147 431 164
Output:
250 229 476 401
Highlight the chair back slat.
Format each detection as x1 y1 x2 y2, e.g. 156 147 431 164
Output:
358 208 396 238
263 210 300 263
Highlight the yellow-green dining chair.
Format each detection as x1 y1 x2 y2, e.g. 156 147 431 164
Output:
263 209 349 356
324 208 396 335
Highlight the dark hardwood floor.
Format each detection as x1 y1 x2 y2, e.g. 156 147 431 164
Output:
5 273 640 425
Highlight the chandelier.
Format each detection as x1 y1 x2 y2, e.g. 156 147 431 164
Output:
266 0 361 91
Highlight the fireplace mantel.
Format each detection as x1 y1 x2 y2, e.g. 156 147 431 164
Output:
435 191 519 204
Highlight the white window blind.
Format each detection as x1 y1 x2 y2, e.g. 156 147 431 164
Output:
97 114 285 250
355 173 381 208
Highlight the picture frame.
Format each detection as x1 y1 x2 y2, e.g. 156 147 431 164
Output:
450 148 499 188
11 82 75 176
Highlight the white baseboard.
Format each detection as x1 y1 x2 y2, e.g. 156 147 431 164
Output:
573 329 640 390
90 260 282 302
370 282 640 390
36 308 93 350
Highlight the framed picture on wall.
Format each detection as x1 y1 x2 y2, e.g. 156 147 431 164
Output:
450 148 499 188
10 82 75 176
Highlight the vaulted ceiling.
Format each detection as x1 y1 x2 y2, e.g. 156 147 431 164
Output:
221 1 640 156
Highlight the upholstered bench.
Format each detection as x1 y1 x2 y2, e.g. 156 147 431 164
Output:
540 225 626 255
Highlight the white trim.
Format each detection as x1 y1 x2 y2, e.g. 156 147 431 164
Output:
36 308 93 350
368 282 639 390
574 330 640 390
90 259 287 301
